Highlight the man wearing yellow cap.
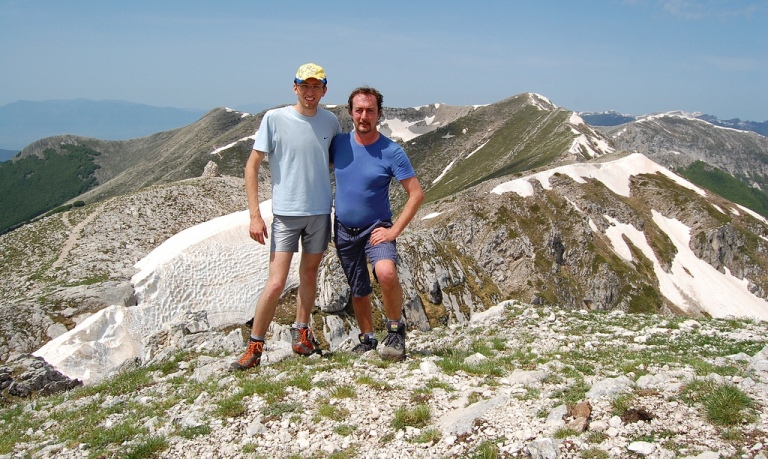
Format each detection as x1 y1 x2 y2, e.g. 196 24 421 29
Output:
232 63 341 370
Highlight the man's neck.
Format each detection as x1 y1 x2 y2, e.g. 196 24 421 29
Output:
293 103 318 117
354 130 380 146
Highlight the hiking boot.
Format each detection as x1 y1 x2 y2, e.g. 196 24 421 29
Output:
231 340 264 371
352 333 379 354
291 326 322 356
379 321 406 361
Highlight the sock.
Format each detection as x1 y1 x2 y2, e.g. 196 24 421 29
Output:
293 322 309 329
250 335 264 342
363 332 375 341
387 320 404 334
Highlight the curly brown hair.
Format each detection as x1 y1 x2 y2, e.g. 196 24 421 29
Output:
347 86 383 115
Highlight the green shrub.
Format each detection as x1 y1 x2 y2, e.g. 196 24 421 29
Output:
391 404 431 430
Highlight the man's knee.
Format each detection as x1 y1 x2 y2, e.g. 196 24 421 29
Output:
264 277 287 296
374 261 398 286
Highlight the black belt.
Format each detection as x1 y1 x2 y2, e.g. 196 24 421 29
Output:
342 224 367 235
336 219 391 236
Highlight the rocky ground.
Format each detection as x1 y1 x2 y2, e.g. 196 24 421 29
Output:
2 302 767 459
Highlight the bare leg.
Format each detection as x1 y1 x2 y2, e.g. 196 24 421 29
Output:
352 295 374 334
373 259 402 321
295 251 324 325
251 251 294 337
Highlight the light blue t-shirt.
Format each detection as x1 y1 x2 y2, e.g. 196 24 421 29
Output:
253 106 341 216
330 133 416 228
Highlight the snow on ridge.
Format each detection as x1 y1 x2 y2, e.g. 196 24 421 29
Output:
569 112 585 126
637 110 701 122
735 204 768 224
210 134 256 156
491 152 706 198
635 111 747 134
466 141 489 159
528 93 557 111
611 127 629 138
652 210 768 321
381 118 423 142
422 211 442 220
568 132 614 158
430 139 490 185
432 159 457 184
578 110 635 118
223 107 252 118
490 152 768 322
600 211 768 321
413 103 442 110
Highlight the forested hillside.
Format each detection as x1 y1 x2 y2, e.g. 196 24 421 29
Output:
0 145 99 233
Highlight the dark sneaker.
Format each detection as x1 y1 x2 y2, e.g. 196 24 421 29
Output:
379 321 406 361
352 334 379 354
231 340 264 370
291 327 322 356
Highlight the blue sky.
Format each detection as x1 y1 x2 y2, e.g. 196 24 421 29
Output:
1 0 766 120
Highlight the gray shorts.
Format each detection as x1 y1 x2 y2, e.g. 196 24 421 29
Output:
271 214 331 253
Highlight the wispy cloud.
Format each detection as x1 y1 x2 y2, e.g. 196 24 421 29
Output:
625 0 764 19
703 55 762 72
661 0 763 19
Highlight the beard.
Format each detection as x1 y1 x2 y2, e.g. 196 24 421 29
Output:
355 122 373 134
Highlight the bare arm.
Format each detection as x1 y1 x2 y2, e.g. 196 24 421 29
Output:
370 176 424 245
245 149 268 244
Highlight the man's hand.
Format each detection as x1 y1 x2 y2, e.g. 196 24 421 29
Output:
249 215 269 245
370 226 396 245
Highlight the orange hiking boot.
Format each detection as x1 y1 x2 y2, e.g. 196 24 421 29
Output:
291 327 322 356
231 340 264 370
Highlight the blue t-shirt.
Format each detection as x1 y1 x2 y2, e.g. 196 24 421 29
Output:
330 133 416 228
253 106 341 216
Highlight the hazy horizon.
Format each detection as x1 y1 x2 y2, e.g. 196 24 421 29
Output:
1 1 766 121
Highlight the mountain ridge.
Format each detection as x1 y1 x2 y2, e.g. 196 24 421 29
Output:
3 93 768 457
580 109 768 137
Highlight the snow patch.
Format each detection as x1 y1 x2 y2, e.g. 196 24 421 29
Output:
466 141 489 159
491 153 705 198
569 113 585 126
34 201 298 384
432 159 457 184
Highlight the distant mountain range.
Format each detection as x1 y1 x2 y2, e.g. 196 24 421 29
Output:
579 110 768 137
0 149 16 162
2 100 764 158
0 99 211 152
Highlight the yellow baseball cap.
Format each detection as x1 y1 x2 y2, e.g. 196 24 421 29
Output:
294 63 327 84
